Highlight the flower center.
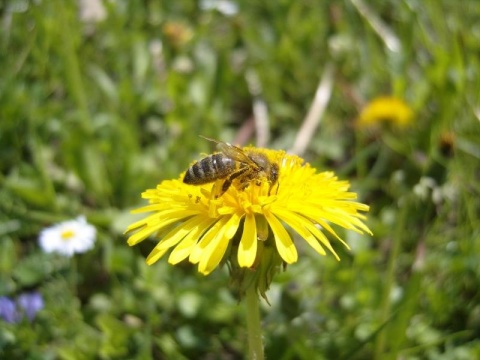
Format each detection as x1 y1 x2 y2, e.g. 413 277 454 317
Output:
61 229 75 241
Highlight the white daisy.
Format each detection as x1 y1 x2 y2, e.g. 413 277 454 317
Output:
200 0 239 16
38 216 96 257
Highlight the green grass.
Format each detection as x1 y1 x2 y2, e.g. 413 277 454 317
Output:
1 0 480 358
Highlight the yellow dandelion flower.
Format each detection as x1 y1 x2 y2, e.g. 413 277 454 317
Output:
357 96 414 128
125 144 372 284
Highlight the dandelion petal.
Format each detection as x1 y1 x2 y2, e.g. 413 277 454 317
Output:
168 218 215 264
198 227 229 275
238 213 257 267
198 214 241 274
265 211 298 264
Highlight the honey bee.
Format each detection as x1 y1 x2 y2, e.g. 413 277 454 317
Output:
183 137 279 197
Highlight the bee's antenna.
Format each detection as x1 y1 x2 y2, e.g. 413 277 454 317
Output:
199 135 217 143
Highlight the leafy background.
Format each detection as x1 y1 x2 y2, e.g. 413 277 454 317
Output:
1 0 480 359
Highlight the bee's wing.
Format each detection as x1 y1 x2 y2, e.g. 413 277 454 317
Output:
201 136 257 166
218 143 256 164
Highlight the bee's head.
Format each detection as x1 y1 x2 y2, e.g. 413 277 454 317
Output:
248 152 279 186
269 163 279 185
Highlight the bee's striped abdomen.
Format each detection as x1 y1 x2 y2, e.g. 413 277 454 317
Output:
183 153 236 185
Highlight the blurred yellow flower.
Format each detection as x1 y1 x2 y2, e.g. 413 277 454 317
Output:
125 146 372 277
162 21 193 48
357 96 414 128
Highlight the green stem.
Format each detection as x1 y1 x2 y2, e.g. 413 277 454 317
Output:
71 256 78 296
355 131 367 179
373 203 408 360
245 286 264 360
57 0 92 134
28 123 58 212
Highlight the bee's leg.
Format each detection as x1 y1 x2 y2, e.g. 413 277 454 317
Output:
221 178 233 194
211 180 225 199
242 172 260 189
215 167 249 198
212 179 231 199
268 181 280 195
